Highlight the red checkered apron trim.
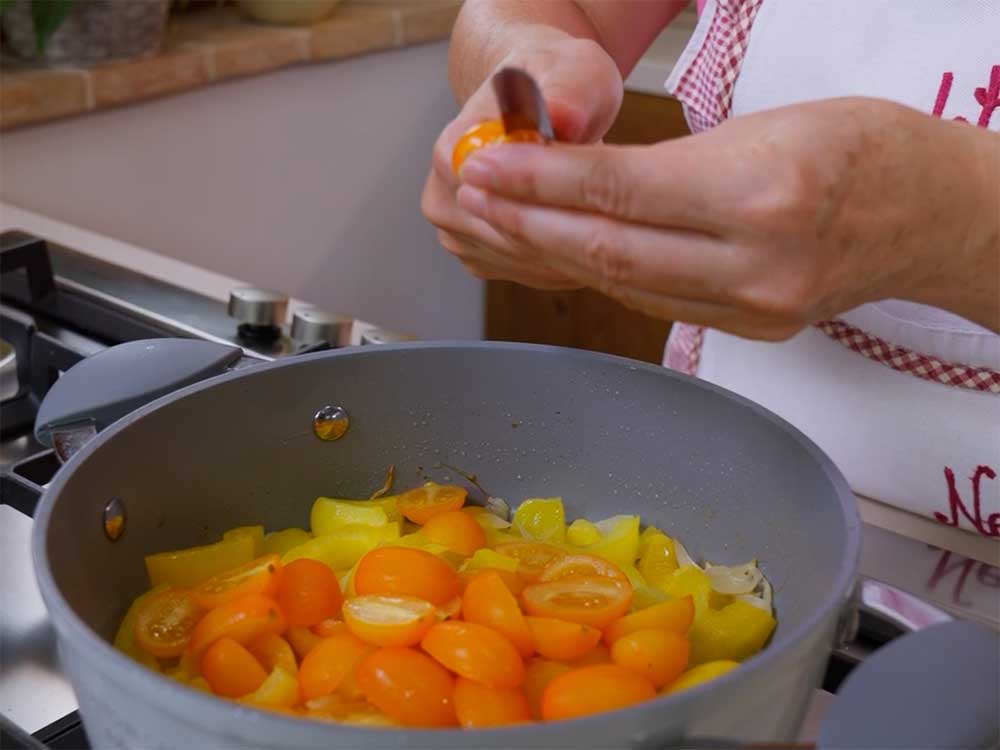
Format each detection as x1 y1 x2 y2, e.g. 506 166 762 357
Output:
670 0 766 133
667 320 1000 393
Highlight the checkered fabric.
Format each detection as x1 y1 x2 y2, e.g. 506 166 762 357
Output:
672 0 766 133
816 319 1000 394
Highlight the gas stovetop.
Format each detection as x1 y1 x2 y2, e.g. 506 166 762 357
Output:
1 230 997 749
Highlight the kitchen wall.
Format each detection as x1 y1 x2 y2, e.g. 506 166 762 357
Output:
0 41 482 340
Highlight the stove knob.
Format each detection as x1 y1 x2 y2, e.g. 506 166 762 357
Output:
291 307 345 346
228 288 288 327
360 328 407 346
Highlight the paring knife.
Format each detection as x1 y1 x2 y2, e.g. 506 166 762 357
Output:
491 67 554 141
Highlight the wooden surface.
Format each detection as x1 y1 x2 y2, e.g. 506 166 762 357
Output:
485 92 691 364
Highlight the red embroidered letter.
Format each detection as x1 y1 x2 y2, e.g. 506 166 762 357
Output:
933 72 954 117
974 64 1000 128
934 465 1000 537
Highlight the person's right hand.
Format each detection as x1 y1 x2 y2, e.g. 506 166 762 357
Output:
421 36 623 288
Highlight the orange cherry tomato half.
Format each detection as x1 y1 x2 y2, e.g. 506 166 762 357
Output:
538 553 629 585
275 558 343 627
354 547 460 606
452 119 545 174
246 632 298 675
523 659 570 720
493 542 567 579
611 628 690 688
134 588 203 658
421 510 486 556
458 568 528 597
421 621 525 689
569 642 611 668
356 647 457 727
524 617 601 663
461 570 534 657
396 483 467 525
186 594 287 658
452 677 531 728
298 632 372 701
522 577 632 629
343 594 437 647
542 664 655 721
311 618 348 638
603 595 695 646
191 554 281 610
286 626 323 660
200 637 268 698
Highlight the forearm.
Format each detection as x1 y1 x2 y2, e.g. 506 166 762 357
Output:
908 120 999 332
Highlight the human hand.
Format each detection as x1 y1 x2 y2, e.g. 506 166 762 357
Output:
421 36 623 288
453 97 999 337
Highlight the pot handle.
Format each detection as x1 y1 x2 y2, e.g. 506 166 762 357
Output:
34 338 243 461
816 619 999 748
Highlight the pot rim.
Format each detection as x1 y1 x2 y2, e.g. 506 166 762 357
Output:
32 341 861 743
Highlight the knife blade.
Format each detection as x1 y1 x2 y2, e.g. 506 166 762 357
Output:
491 67 554 141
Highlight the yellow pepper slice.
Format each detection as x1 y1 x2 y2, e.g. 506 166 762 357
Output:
663 660 740 694
145 534 255 588
687 600 777 664
570 515 641 569
637 532 679 587
240 666 299 709
222 525 265 557
566 518 601 547
458 547 521 574
113 583 168 670
512 498 566 544
281 522 401 570
262 528 311 556
311 497 396 535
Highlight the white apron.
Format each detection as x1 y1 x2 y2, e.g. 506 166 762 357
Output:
664 0 1000 537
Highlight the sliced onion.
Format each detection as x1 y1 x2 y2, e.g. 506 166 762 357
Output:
673 540 702 570
705 561 763 595
484 495 511 523
734 593 771 613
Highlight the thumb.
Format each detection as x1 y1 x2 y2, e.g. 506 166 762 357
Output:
536 46 623 144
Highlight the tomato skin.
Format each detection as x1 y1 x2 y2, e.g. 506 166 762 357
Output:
603 595 695 645
186 594 287 658
134 589 203 658
200 637 268 698
461 570 534 658
396 483 467 525
356 647 457 727
611 628 690 688
524 617 601 662
298 632 372 701
354 547 460 606
452 119 545 174
523 659 570 720
421 621 525 688
522 577 632 629
274 558 343 627
541 664 655 721
286 626 323 660
246 632 298 675
191 554 280 609
421 510 486 556
453 677 532 728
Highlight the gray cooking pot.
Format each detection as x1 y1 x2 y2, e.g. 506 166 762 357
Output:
30 340 860 747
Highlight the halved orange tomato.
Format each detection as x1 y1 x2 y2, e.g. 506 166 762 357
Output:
246 632 298 675
452 677 531 728
522 577 632 629
186 594 286 658
421 621 525 689
298 632 372 701
356 647 457 727
343 594 437 647
134 588 203 658
538 553 628 585
421 510 486 556
396 483 467 525
191 554 280 609
493 542 567 579
603 595 694 646
274 558 343 627
461 570 533 657
200 637 268 698
524 617 601 662
354 547 460 606
541 664 655 721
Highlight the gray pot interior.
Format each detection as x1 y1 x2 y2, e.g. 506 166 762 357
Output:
38 343 858 735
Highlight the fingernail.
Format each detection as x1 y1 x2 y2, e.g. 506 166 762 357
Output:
459 153 494 188
456 185 488 217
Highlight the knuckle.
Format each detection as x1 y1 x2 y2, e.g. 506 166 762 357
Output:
581 153 633 217
733 274 817 327
584 222 633 288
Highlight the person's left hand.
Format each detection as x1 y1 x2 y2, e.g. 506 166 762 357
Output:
451 97 998 338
